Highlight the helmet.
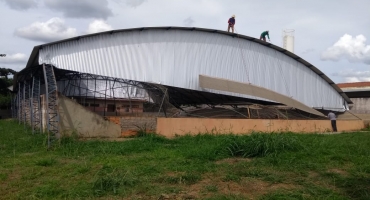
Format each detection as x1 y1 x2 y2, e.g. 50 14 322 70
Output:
232 15 235 18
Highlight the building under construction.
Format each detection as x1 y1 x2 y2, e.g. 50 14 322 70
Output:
12 27 363 144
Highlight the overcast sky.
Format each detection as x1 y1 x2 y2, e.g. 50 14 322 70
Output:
0 0 369 83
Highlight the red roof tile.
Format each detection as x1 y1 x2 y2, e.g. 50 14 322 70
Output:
337 82 370 88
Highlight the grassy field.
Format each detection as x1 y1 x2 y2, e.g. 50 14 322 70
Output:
1 119 370 200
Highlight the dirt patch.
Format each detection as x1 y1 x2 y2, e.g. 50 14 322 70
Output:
183 175 298 199
0 169 23 197
59 158 83 165
78 137 134 142
327 168 349 176
308 171 319 178
215 158 252 165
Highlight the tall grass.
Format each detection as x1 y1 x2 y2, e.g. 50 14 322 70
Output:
223 133 303 158
1 119 370 199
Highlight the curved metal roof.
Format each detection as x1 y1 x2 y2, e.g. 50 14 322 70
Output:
24 26 351 104
26 26 352 108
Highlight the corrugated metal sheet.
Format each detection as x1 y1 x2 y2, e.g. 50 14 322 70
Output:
55 80 149 99
39 29 345 110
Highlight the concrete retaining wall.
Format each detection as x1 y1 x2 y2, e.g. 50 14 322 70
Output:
58 95 121 138
107 116 156 137
156 118 365 138
349 98 370 114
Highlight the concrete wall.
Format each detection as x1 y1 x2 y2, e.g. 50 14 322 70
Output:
349 98 370 114
156 118 364 138
107 116 156 137
356 114 370 127
58 95 121 138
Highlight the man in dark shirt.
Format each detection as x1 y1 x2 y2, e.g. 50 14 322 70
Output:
260 31 270 42
328 111 337 132
227 15 235 33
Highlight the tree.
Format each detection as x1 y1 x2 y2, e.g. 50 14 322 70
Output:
0 68 16 79
0 68 17 108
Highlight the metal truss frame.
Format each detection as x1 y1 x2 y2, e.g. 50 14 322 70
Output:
42 64 60 148
31 76 42 134
12 64 317 149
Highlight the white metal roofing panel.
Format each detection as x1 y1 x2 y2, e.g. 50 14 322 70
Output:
39 29 345 110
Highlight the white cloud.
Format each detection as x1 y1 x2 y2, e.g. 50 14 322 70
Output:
44 0 113 19
14 17 78 43
333 69 370 83
345 77 370 82
1 0 37 10
0 53 28 64
183 17 194 27
125 0 147 8
321 34 370 64
301 48 315 54
86 20 112 34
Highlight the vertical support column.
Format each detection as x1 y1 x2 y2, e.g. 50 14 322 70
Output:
104 78 107 116
85 78 88 105
31 76 42 134
42 64 60 148
112 80 117 116
126 84 133 114
93 78 96 112
11 95 14 118
29 82 33 126
30 78 34 131
11 94 17 119
23 82 26 125
18 83 22 123
24 81 31 126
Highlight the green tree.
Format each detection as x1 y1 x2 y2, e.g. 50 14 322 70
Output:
0 68 16 79
0 68 17 108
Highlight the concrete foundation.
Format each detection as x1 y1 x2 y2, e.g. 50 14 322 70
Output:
58 95 121 138
107 116 156 137
349 98 370 114
156 118 365 138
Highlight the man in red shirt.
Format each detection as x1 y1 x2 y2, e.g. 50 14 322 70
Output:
227 15 235 33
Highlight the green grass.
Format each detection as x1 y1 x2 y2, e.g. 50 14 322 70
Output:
1 119 370 199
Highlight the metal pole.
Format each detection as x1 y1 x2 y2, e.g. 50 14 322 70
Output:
78 78 82 105
94 78 96 112
126 84 133 114
42 64 51 148
112 79 117 116
23 81 26 128
104 78 107 116
86 77 88 106
18 83 21 123
38 77 42 133
157 88 168 117
30 77 34 133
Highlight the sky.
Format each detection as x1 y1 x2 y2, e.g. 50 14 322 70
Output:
0 0 369 83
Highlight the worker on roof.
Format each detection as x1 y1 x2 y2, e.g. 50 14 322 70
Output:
227 15 235 33
260 30 270 42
